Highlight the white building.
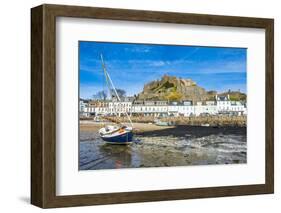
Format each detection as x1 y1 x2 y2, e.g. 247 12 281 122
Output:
108 101 132 116
216 95 232 112
79 100 86 112
79 95 247 118
193 101 218 116
229 101 246 115
79 100 89 117
83 101 109 117
216 95 246 115
178 105 195 116
168 102 179 117
132 100 168 117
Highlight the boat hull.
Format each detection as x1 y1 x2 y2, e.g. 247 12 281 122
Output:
101 131 133 143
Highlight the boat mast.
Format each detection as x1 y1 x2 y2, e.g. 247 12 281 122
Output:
100 54 113 100
100 54 133 128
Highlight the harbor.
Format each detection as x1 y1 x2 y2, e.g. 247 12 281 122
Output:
79 121 247 170
78 48 248 170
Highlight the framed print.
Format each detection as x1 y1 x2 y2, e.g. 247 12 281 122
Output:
31 4 274 208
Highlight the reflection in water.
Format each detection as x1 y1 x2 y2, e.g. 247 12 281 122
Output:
98 144 133 169
79 140 142 170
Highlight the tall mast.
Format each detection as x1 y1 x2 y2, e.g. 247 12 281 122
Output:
100 54 133 128
100 54 113 99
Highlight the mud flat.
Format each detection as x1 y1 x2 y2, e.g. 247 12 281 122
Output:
79 122 247 170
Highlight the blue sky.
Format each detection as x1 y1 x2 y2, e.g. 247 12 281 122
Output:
79 41 246 99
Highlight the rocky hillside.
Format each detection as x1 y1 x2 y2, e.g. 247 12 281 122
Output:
137 75 246 102
137 75 208 102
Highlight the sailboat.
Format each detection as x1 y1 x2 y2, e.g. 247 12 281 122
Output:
98 54 134 144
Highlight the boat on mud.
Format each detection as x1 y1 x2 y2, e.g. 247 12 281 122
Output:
154 119 174 126
99 125 133 143
98 54 133 144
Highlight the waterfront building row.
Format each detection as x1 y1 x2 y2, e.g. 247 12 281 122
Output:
80 95 247 117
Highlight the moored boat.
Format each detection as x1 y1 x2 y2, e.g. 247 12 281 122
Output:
99 125 133 143
98 54 134 144
154 119 174 126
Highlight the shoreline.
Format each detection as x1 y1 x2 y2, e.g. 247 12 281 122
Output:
80 121 174 133
80 121 246 139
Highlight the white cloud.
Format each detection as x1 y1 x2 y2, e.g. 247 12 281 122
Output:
125 46 152 53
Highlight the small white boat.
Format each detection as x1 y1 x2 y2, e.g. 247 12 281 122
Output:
201 123 210 127
154 119 174 126
94 116 101 122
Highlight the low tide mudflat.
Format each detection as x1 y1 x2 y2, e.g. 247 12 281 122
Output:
79 122 246 170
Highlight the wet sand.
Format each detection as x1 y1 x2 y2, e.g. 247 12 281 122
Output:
79 121 247 170
80 121 174 133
